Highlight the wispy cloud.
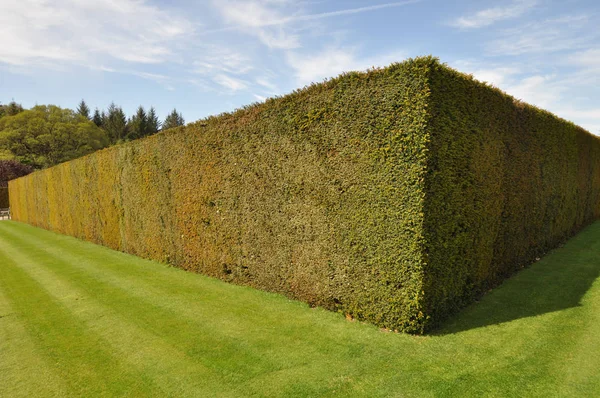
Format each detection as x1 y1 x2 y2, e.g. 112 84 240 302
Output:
451 0 538 29
287 48 406 86
255 77 279 92
193 47 254 75
209 1 421 49
452 59 600 134
253 94 267 102
486 15 595 56
495 73 600 133
569 48 600 69
0 0 194 67
213 74 249 92
210 1 421 30
453 62 522 88
209 0 300 49
283 1 422 24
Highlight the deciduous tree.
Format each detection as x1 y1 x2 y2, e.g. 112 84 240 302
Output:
0 105 109 168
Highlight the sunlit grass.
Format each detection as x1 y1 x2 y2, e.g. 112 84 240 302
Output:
1 220 599 397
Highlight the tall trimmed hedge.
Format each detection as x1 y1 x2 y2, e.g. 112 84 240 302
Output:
9 57 600 333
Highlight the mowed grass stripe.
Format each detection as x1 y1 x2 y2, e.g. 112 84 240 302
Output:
0 227 240 397
0 221 580 397
1 220 600 397
0 241 162 397
0 223 377 396
549 249 600 396
0 222 561 396
0 223 445 396
0 284 68 397
0 224 269 391
4 222 381 360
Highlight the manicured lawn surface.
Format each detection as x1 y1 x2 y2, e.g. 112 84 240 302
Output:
1 220 599 397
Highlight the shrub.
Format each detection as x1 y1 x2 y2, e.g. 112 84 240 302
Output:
9 57 600 333
0 160 33 208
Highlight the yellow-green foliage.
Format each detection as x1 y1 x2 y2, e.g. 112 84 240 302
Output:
8 57 600 333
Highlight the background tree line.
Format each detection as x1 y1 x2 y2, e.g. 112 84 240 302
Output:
0 100 185 169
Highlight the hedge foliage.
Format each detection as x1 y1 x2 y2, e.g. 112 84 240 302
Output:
9 57 600 333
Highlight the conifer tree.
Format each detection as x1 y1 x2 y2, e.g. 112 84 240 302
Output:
76 100 91 120
147 106 161 135
103 103 128 143
128 106 148 140
162 108 185 130
92 108 103 127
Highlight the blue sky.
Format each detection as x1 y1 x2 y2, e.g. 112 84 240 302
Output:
1 0 599 134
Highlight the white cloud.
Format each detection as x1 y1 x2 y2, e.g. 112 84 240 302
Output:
487 15 593 56
452 60 521 87
193 48 254 75
451 59 600 135
569 49 600 69
451 0 538 29
210 1 421 49
0 0 194 67
505 75 565 108
500 75 600 134
255 77 279 92
256 29 301 50
287 48 405 86
213 74 249 91
213 0 283 28
210 0 300 49
211 1 421 29
452 60 559 108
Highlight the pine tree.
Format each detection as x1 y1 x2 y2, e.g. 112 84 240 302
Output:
128 106 148 140
147 106 161 135
92 108 103 127
103 103 128 143
76 100 91 120
162 108 185 130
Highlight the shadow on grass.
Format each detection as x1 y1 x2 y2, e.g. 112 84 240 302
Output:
435 221 600 335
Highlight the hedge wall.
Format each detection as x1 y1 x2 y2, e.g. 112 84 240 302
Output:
9 58 432 333
9 57 600 333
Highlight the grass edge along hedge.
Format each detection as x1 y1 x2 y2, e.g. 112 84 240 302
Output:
9 57 600 333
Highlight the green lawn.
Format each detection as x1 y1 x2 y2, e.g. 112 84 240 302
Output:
1 221 599 397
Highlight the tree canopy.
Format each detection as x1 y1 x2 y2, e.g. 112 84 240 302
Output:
0 101 24 119
0 160 33 187
0 100 185 168
0 105 109 168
